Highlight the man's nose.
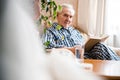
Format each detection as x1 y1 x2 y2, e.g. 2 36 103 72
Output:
66 17 71 21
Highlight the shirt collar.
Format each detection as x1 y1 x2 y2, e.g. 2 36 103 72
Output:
53 22 72 30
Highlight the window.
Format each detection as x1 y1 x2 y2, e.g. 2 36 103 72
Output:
104 0 120 47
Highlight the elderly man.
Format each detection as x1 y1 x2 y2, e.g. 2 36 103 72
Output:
43 3 120 60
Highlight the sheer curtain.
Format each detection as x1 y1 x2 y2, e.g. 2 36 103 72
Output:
77 0 120 47
77 0 105 36
104 0 120 47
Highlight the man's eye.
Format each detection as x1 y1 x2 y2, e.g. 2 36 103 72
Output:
63 14 73 18
63 14 68 17
70 16 73 18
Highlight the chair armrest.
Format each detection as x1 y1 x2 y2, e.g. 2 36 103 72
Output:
110 47 120 56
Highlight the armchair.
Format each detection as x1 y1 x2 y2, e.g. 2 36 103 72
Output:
110 47 120 56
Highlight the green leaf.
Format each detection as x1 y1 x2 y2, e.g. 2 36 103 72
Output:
41 0 45 3
44 41 50 47
49 1 53 7
44 16 48 21
48 20 53 26
61 36 64 40
44 28 47 33
41 16 48 21
47 2 51 5
56 25 62 30
53 11 57 18
38 0 61 26
53 1 57 10
45 6 48 12
58 5 62 11
41 3 46 10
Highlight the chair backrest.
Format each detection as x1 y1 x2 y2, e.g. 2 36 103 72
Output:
74 25 89 43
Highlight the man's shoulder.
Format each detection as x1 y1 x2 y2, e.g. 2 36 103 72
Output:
68 26 79 32
47 22 58 30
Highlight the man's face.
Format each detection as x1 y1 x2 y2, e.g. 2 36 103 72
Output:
57 7 74 28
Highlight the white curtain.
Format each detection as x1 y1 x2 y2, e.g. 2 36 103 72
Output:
104 0 120 47
77 0 105 36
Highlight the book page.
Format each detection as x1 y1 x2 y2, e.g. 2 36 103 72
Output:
85 34 109 52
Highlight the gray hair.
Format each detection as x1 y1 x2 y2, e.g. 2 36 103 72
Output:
58 3 75 15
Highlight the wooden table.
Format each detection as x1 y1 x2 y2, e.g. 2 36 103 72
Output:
84 59 120 80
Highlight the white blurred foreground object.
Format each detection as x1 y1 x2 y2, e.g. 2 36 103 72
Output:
48 48 101 80
79 63 93 71
50 48 75 59
2 0 103 80
50 48 93 72
3 0 51 80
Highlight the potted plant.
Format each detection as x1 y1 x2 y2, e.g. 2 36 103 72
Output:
37 0 61 47
37 0 61 28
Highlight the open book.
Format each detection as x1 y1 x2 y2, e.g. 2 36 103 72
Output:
85 34 109 52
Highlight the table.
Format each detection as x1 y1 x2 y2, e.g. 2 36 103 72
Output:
84 59 120 80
